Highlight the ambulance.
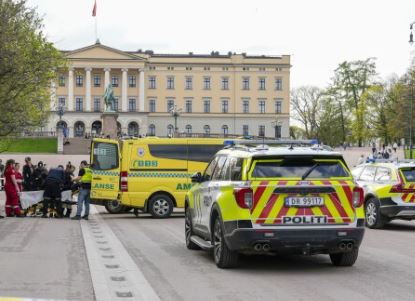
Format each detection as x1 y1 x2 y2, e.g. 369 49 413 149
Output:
89 137 226 218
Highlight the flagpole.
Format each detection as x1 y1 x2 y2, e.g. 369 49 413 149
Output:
95 13 98 43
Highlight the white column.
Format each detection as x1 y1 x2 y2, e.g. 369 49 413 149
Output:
139 68 145 112
104 68 111 88
50 79 56 110
68 68 74 111
85 67 92 112
121 68 128 112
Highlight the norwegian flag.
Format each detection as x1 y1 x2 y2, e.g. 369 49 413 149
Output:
92 0 97 17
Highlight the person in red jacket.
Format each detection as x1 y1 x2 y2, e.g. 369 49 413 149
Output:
14 162 23 192
4 159 23 217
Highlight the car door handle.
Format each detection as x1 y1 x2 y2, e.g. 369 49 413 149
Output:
93 177 102 180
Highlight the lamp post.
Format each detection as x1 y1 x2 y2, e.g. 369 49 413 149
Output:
271 118 283 139
169 105 182 137
56 104 65 130
409 23 415 158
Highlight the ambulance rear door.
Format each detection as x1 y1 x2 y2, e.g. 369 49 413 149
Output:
90 139 121 200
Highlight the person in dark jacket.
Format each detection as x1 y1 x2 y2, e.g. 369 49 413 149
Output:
42 165 65 218
22 157 34 191
33 161 48 190
62 163 75 217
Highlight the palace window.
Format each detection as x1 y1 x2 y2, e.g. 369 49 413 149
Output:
221 99 229 113
167 76 175 89
221 77 229 90
129 75 136 88
111 76 119 87
185 76 193 90
275 99 282 114
242 77 249 90
242 99 249 113
203 98 211 113
94 75 101 87
167 99 175 112
243 125 249 136
59 75 65 87
75 97 83 111
203 77 211 90
275 78 283 90
259 99 266 113
76 75 83 87
149 76 156 89
258 77 266 90
93 97 100 112
185 99 192 113
149 99 156 113
259 125 265 137
128 98 136 112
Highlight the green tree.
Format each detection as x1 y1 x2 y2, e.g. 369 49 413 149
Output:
318 95 348 147
331 58 377 146
0 0 64 139
289 125 306 140
290 86 322 139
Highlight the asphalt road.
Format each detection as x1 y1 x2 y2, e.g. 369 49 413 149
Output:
1 208 415 301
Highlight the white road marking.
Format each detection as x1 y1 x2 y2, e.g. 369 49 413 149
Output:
80 206 160 301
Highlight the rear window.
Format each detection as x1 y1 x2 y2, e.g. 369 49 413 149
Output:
401 168 415 182
251 159 349 179
92 142 119 170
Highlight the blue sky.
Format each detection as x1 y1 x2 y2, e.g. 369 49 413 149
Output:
29 0 415 88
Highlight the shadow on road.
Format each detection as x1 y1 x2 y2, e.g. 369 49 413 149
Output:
380 221 415 232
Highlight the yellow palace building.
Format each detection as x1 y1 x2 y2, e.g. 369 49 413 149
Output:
49 42 291 138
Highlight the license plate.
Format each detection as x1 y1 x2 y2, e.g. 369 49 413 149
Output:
285 196 324 207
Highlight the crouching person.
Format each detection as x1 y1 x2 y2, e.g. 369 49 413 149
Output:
72 160 91 220
42 165 64 218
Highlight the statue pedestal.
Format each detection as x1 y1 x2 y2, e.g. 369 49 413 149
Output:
101 112 119 139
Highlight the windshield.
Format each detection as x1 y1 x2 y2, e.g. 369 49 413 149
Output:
250 159 349 179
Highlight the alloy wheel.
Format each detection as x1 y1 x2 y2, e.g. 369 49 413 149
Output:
366 202 377 226
213 219 222 263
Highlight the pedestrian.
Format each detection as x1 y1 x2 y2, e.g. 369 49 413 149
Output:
42 165 65 218
357 154 365 166
393 142 398 153
383 150 390 159
343 142 347 150
4 159 23 217
0 159 5 178
22 157 34 191
72 160 92 220
372 142 376 154
33 161 47 190
62 163 75 218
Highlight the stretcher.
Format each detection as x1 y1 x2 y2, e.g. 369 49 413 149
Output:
19 190 77 210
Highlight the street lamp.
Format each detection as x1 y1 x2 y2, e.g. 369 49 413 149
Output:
410 22 415 44
169 105 182 136
271 118 283 139
56 104 65 130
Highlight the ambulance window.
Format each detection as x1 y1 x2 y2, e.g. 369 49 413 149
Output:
92 142 119 170
359 166 376 181
212 156 228 181
148 144 188 161
188 145 225 162
375 167 391 182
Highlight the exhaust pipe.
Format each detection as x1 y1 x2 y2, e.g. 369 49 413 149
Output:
262 244 271 252
346 242 354 251
254 243 262 252
339 242 347 251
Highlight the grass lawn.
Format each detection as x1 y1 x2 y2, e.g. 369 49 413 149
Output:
4 138 57 153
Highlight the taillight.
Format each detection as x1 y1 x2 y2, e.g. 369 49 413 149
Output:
120 171 128 192
352 186 364 208
234 187 253 209
389 172 414 193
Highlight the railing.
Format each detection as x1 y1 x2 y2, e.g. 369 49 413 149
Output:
22 131 57 137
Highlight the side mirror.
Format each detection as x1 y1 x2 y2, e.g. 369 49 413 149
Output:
191 172 202 183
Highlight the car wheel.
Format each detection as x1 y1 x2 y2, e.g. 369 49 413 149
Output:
148 194 174 218
365 198 388 229
330 248 359 266
185 206 200 250
213 215 238 268
104 200 125 214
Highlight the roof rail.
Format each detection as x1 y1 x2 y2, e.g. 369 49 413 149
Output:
373 158 415 164
227 139 317 147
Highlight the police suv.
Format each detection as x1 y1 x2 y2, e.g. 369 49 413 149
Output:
185 142 365 268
